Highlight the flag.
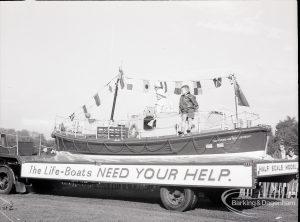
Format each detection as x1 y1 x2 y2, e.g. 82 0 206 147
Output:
162 81 168 93
127 83 133 90
108 85 113 93
193 81 202 95
158 81 167 93
143 80 150 93
83 105 91 119
154 81 168 93
235 82 250 107
82 105 88 114
119 68 125 89
69 113 75 121
174 81 183 95
213 77 222 88
93 93 101 106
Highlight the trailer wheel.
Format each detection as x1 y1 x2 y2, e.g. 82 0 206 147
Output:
190 191 198 210
0 167 14 194
160 187 195 212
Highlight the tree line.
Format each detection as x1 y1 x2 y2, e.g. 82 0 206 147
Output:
0 128 55 147
267 116 298 155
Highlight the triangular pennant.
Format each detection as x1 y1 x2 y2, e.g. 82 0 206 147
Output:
108 85 113 93
82 105 88 114
85 112 91 119
119 68 125 89
93 93 101 106
82 105 90 119
235 82 250 107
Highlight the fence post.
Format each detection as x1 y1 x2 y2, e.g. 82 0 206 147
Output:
263 183 267 198
240 189 245 197
281 183 286 199
16 133 19 156
293 181 298 199
273 183 277 198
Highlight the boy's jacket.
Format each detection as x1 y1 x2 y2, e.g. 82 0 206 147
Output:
179 92 199 113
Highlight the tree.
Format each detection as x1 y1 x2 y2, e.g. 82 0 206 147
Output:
17 129 31 137
0 128 54 147
267 116 298 155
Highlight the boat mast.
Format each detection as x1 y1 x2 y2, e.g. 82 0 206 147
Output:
110 68 122 121
231 74 239 127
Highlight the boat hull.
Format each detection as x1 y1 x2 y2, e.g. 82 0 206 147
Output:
52 126 270 156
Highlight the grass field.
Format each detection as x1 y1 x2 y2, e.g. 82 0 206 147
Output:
0 185 298 222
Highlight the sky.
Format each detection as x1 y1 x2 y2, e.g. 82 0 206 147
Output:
0 0 298 138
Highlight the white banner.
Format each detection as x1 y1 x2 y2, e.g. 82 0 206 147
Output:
21 162 253 188
256 161 298 177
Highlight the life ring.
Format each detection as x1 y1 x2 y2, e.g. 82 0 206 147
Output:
129 124 139 138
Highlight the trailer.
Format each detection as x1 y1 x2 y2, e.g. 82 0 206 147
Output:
0 151 298 212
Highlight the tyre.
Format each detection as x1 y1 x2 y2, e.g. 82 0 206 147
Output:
160 187 195 212
190 191 199 210
0 167 14 194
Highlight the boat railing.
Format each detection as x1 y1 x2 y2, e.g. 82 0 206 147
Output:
54 111 260 140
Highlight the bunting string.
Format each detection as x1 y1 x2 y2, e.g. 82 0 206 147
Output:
68 75 118 119
66 71 249 122
125 74 231 82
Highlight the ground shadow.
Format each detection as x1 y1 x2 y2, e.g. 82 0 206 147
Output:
28 183 162 206
23 182 284 213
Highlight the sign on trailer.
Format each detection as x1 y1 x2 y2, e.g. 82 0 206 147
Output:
256 161 298 177
21 162 254 188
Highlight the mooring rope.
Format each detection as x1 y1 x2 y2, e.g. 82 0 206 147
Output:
168 139 191 154
123 142 146 154
144 140 170 153
191 137 207 154
103 142 124 153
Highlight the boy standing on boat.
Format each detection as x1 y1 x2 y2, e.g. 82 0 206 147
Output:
178 85 199 135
